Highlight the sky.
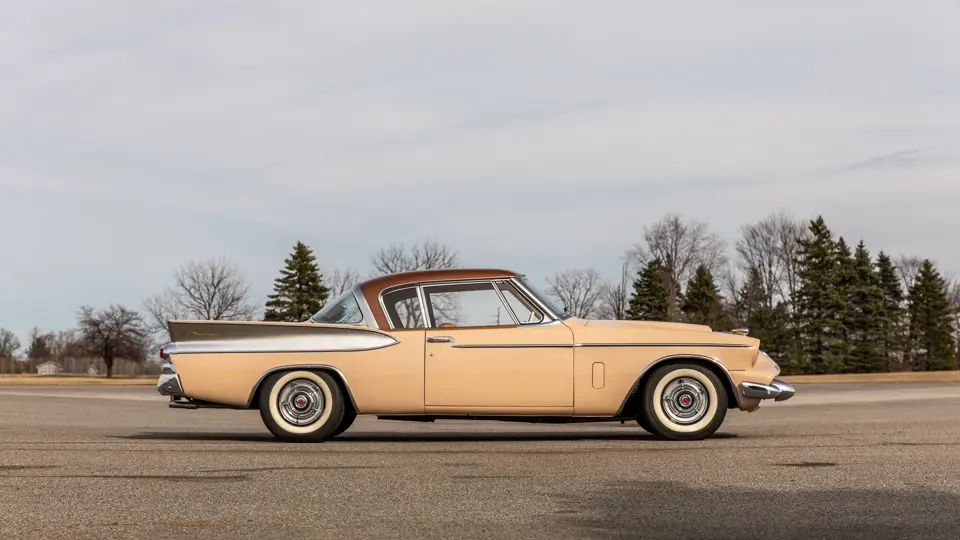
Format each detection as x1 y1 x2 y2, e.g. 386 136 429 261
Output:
2 1 959 346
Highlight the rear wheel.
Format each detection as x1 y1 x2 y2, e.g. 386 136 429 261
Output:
638 363 727 441
258 370 345 442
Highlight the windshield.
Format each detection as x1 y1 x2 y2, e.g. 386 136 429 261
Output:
309 289 364 325
517 276 570 319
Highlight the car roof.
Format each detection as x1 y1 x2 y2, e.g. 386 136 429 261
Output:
357 268 520 328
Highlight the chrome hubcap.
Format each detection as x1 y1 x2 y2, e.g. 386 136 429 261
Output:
277 379 325 426
661 377 709 425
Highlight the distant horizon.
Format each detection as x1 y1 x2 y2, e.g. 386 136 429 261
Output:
3 1 959 346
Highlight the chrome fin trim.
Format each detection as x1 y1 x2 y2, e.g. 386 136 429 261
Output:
163 329 399 356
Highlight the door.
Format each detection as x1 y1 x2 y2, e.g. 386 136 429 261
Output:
422 280 575 410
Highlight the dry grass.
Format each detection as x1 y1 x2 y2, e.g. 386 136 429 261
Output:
781 371 960 383
0 375 156 386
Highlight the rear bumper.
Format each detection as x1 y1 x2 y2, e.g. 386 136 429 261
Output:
157 354 184 397
739 379 795 402
157 373 184 397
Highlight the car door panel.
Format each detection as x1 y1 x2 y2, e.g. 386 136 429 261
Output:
424 323 575 409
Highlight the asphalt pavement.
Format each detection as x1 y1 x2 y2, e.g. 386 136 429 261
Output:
1 382 959 539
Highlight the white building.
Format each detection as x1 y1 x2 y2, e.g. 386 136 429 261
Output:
36 361 62 376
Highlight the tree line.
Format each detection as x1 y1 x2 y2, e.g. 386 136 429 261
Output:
1 212 957 376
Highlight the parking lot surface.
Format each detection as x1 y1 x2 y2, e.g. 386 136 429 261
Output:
2 383 959 539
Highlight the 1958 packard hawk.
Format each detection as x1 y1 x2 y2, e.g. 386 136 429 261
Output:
157 268 794 442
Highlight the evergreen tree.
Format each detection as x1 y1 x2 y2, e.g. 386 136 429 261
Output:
875 251 905 370
681 265 726 328
626 258 671 321
793 216 846 374
263 242 330 322
738 267 799 372
833 237 856 370
845 241 886 372
906 260 957 371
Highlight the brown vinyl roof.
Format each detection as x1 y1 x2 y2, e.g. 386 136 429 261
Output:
358 268 520 329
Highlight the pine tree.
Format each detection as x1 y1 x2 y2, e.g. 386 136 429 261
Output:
833 237 856 371
681 265 727 328
263 242 330 322
845 241 886 372
626 258 671 321
875 251 905 370
794 216 846 374
738 268 799 372
906 260 957 371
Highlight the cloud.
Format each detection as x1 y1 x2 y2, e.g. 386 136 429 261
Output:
1 1 960 342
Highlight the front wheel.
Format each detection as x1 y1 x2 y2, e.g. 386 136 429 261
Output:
637 363 727 441
258 370 346 442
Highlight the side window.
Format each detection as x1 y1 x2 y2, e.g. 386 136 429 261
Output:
381 287 425 329
496 281 545 324
310 290 364 325
422 282 516 328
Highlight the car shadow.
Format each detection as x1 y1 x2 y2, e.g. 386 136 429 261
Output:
112 431 739 443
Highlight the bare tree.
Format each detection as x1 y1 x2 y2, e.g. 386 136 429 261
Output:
145 257 257 340
631 214 728 320
0 328 19 358
736 210 807 310
50 330 85 360
895 256 924 294
326 267 362 297
546 269 603 319
77 305 150 378
948 277 960 355
371 239 460 275
597 257 632 320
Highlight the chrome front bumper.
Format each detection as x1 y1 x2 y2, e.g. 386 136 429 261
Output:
740 379 795 402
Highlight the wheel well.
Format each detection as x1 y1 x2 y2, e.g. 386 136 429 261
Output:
248 367 357 413
618 357 738 418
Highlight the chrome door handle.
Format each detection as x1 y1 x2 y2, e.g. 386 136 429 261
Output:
427 336 455 343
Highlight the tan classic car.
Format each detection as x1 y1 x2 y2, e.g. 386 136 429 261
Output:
157 268 794 441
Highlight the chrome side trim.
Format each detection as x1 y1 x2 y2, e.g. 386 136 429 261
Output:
163 330 399 356
449 342 751 349
451 343 575 349
245 364 359 410
577 342 753 349
615 353 742 414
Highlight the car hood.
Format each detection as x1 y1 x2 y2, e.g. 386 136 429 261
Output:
574 319 758 348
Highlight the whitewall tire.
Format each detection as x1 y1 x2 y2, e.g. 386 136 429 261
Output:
258 370 346 442
638 363 728 441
